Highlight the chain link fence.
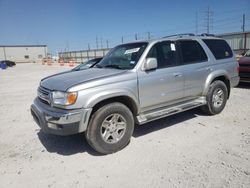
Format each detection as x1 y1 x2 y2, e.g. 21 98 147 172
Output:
58 48 110 64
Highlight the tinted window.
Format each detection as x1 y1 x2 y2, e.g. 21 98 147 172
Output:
203 39 233 60
179 40 207 64
160 42 177 67
147 41 177 69
147 44 157 59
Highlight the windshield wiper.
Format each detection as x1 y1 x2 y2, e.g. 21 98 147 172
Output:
95 64 103 68
103 64 123 69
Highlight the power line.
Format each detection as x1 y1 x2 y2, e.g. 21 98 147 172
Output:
213 20 239 27
61 11 249 52
210 7 250 16
213 17 239 24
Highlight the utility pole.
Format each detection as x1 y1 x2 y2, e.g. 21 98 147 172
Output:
204 6 213 34
135 33 138 40
195 11 198 35
66 40 69 51
147 32 151 40
207 7 210 34
3 47 6 60
96 36 99 49
121 36 124 44
100 37 103 49
87 44 90 60
106 40 109 49
242 14 245 32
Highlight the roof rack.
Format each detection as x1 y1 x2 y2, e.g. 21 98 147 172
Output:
200 33 215 37
163 33 195 38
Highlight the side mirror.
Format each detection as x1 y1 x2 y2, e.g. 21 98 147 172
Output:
144 58 157 71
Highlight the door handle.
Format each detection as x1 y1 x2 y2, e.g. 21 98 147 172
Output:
173 73 182 77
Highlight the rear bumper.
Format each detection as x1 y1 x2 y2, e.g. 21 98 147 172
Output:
230 76 240 87
30 98 92 136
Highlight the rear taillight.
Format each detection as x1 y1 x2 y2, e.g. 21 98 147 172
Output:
237 63 239 73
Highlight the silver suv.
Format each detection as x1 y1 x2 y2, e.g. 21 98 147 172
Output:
31 34 239 154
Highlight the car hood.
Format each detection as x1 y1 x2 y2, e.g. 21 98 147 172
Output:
239 56 250 65
41 68 127 91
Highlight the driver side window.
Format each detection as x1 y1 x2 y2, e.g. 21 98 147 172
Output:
147 45 158 59
147 41 178 69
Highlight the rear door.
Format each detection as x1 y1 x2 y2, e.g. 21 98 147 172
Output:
176 40 210 98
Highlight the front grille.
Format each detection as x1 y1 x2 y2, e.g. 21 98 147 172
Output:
37 86 51 105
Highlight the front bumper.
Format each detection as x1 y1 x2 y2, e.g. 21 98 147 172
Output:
239 72 250 83
30 98 92 136
239 66 250 82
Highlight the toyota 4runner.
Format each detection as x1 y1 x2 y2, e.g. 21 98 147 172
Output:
31 34 239 154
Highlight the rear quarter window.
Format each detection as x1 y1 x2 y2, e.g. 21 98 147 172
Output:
203 39 233 60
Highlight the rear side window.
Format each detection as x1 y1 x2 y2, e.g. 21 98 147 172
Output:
179 40 208 64
203 39 233 60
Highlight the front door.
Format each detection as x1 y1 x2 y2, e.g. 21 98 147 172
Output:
138 41 184 112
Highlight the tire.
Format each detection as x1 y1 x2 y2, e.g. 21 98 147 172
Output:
85 102 134 154
201 80 228 115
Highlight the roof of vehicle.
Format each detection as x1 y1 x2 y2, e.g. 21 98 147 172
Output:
160 33 221 41
121 33 223 45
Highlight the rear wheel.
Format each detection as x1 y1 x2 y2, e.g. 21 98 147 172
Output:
201 80 228 115
85 102 134 154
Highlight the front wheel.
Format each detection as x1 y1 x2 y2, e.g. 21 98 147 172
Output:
85 102 134 154
201 80 228 115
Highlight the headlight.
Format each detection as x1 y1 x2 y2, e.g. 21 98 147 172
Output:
52 91 77 106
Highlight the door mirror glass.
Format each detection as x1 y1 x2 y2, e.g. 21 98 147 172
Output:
144 58 157 71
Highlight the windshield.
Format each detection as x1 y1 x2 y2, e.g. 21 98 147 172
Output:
245 50 250 57
72 58 102 71
96 42 148 70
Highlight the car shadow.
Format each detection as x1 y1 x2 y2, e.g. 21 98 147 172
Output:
237 82 250 89
37 108 203 156
37 132 102 156
133 108 201 137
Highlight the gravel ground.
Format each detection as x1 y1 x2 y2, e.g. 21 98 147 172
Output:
0 63 250 188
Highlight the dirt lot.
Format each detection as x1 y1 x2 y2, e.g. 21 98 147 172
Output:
0 63 250 188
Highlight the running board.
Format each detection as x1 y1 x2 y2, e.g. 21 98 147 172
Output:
136 97 207 125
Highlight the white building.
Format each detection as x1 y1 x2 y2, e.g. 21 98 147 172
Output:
0 45 48 63
217 31 250 54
